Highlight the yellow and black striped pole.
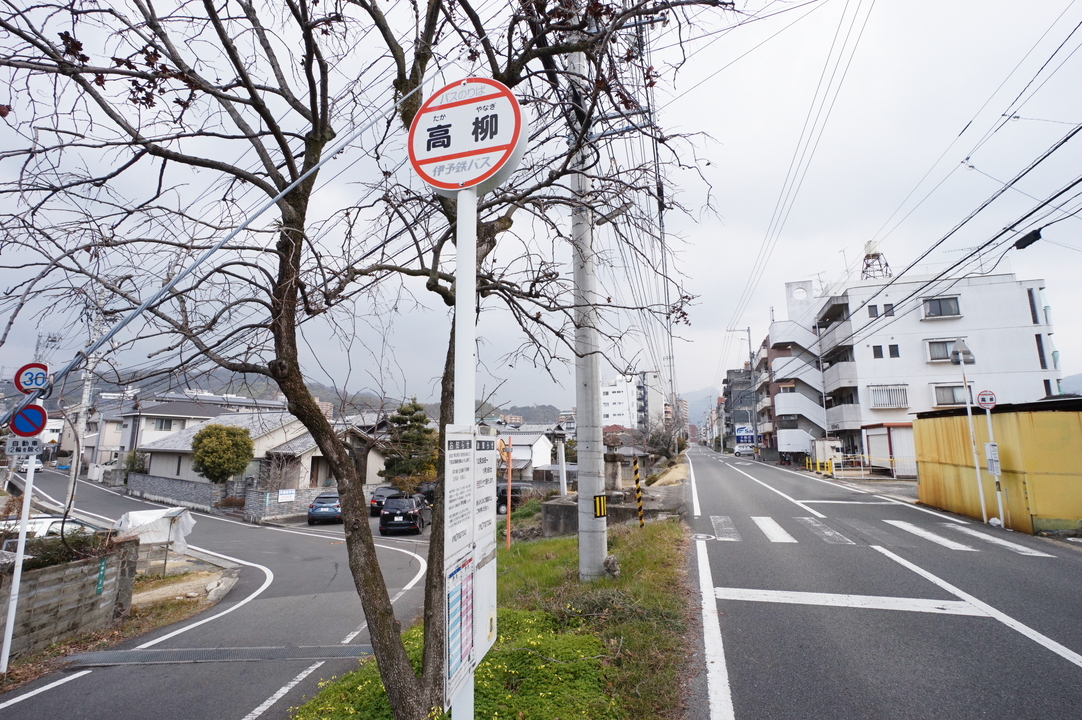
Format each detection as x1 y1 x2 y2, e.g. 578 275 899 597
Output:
634 455 644 528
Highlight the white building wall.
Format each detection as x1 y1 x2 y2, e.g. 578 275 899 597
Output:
600 375 636 427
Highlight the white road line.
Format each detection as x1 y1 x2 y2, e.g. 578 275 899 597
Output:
770 465 868 493
874 494 969 524
797 500 894 505
725 465 826 518
696 540 736 720
0 669 93 710
713 587 986 616
689 458 701 517
941 524 1055 557
710 516 742 542
883 520 977 551
794 517 855 544
837 518 911 546
241 661 325 720
751 516 798 543
873 546 1082 669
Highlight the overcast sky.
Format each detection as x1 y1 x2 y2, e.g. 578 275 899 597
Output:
3 0 1081 415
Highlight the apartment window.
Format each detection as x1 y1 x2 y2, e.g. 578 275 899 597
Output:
1044 379 1053 397
868 305 879 318
1035 334 1047 370
603 391 609 396
934 385 970 406
884 303 894 317
872 345 884 359
154 418 174 431
889 344 900 358
779 385 795 393
870 385 909 409
928 340 953 361
176 456 183 476
924 297 960 318
1027 288 1041 324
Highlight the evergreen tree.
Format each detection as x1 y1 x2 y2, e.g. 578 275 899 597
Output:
191 425 254 484
379 399 437 480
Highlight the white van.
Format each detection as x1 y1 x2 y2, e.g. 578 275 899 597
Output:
733 444 756 457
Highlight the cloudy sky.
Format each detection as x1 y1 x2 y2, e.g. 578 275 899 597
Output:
3 0 1080 415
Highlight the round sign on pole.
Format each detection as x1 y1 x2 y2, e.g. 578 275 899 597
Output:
408 78 524 195
14 363 49 394
977 390 997 410
10 404 48 437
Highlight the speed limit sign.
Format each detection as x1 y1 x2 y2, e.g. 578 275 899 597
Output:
14 363 49 395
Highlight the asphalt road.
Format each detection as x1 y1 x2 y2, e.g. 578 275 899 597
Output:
685 445 1082 720
0 469 431 720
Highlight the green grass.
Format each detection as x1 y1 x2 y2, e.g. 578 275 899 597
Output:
290 519 691 720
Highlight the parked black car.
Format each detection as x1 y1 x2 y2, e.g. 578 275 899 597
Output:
496 483 534 515
416 481 438 505
378 496 432 535
307 492 342 525
369 486 405 516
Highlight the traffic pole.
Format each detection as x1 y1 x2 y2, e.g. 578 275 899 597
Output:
986 407 1006 527
1 461 37 673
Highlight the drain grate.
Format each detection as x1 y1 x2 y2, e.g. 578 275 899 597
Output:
67 645 373 666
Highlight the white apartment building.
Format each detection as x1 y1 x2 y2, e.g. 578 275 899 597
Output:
600 371 668 432
767 271 1060 474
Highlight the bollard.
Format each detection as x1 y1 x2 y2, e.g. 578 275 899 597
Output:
634 456 644 528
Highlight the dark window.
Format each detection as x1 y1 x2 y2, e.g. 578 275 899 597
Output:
1035 334 1047 370
869 305 879 318
935 386 969 405
889 344 900 358
872 345 884 359
176 456 182 476
1027 288 1041 324
1044 379 1053 397
928 340 952 360
924 297 960 317
884 303 894 317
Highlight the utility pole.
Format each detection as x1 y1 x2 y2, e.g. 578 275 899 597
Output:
569 41 607 582
65 297 105 512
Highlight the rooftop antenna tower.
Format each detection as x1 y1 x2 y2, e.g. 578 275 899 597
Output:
861 241 892 279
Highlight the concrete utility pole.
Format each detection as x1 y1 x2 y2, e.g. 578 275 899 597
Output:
569 44 607 582
65 301 105 511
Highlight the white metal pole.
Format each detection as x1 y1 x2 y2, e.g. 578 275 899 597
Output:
557 437 568 496
1 461 37 673
960 366 988 523
450 185 478 719
453 186 478 428
986 407 1005 527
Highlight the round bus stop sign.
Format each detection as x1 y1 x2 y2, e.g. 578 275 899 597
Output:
407 78 524 194
976 390 996 410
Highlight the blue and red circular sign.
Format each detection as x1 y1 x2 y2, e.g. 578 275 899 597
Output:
14 362 49 394
10 404 48 437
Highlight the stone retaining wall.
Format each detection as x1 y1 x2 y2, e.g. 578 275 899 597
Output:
0 539 138 660
127 473 225 513
244 487 330 524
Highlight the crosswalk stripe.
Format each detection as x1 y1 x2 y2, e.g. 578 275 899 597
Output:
710 516 742 541
751 516 798 543
883 520 977 551
940 524 1055 557
794 517 856 544
837 518 913 547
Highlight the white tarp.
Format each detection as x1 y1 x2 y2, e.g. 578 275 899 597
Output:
112 507 196 554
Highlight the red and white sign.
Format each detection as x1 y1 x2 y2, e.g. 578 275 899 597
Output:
14 363 49 394
976 390 997 410
408 78 523 191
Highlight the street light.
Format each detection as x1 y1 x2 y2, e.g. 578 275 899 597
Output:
951 339 989 524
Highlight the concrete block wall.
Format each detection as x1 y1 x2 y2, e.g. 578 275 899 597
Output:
128 473 226 513
0 539 138 660
244 487 329 523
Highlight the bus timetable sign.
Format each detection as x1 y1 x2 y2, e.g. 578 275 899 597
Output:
408 78 524 194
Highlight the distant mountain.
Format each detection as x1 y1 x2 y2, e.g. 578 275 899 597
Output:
681 387 720 428
1062 373 1082 394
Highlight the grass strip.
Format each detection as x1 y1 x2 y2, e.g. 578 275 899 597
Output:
291 518 690 719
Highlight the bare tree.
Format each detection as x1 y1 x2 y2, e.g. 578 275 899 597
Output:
0 0 731 716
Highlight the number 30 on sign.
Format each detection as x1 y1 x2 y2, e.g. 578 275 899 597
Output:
15 362 49 394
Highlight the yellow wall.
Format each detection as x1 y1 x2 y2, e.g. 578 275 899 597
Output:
914 410 1082 534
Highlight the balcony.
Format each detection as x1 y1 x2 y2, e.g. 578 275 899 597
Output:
773 392 825 429
754 371 772 391
819 319 853 352
756 395 773 413
826 404 862 431
822 361 858 394
772 356 823 391
770 320 819 354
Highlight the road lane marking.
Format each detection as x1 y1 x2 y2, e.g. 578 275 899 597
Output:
873 546 1082 670
696 540 736 720
883 520 977 551
798 500 894 504
0 669 93 710
689 457 701 517
725 464 826 518
874 494 969 523
940 524 1055 557
242 661 325 720
713 587 986 616
794 517 855 544
710 516 742 541
770 465 868 493
837 518 912 547
751 516 798 543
